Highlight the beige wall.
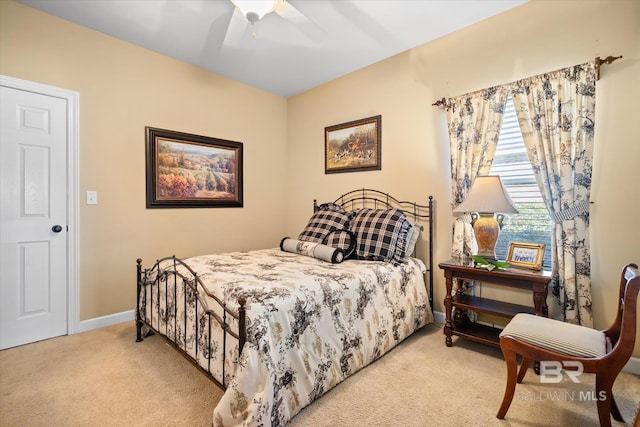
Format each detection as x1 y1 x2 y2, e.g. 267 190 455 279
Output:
286 0 640 355
0 0 289 320
2 0 639 356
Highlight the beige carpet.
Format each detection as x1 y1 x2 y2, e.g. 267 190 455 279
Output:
0 322 223 426
1 321 638 426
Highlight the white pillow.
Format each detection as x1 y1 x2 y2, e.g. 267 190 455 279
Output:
403 220 421 259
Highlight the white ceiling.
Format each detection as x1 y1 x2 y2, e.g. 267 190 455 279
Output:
17 0 527 98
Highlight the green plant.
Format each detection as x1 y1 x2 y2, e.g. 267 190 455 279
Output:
472 255 510 271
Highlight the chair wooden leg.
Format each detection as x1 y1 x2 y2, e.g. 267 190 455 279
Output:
610 393 624 422
497 348 519 419
517 356 530 383
595 375 615 427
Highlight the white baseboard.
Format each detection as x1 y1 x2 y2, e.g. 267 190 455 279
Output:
624 356 640 375
433 310 445 325
430 310 640 375
74 309 135 334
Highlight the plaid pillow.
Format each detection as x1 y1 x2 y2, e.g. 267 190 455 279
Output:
322 228 356 259
298 203 350 243
350 208 411 264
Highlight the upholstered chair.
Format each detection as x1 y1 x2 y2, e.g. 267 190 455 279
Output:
496 263 640 427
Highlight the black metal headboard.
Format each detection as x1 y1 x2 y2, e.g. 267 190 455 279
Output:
313 188 434 310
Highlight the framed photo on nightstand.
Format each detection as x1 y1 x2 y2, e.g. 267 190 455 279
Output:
507 242 546 270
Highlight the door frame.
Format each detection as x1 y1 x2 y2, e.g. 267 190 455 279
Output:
1 74 80 335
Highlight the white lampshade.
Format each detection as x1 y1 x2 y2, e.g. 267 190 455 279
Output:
453 175 518 214
233 0 277 20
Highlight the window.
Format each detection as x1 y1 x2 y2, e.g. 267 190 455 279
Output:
490 98 553 268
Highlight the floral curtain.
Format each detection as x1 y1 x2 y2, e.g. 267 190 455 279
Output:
510 62 596 326
447 86 509 258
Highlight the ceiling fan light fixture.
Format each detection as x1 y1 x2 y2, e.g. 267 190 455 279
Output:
233 0 277 22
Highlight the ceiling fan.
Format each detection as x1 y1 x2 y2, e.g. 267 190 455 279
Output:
224 0 323 45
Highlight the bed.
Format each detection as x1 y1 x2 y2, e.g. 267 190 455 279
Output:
135 189 434 426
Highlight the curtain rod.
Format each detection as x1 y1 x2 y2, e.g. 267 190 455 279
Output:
594 55 623 80
432 55 623 108
432 98 447 108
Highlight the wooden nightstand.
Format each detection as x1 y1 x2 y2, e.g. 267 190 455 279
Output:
439 258 552 348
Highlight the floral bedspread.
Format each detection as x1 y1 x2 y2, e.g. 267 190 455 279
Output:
140 248 433 426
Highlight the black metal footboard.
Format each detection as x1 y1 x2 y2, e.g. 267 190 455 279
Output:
135 256 246 390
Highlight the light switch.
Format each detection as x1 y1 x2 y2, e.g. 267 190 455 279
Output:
87 191 98 205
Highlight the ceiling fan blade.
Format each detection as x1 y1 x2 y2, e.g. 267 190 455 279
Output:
274 1 325 42
199 0 236 55
223 7 252 46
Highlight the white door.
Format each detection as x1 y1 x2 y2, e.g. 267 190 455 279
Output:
0 85 69 349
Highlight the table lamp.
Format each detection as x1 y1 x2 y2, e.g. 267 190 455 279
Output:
453 175 518 261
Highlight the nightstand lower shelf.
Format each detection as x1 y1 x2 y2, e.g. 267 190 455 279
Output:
453 294 536 317
451 320 502 347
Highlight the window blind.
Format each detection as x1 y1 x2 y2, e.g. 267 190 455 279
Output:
490 98 553 267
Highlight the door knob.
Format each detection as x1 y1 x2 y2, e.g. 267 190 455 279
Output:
52 225 63 233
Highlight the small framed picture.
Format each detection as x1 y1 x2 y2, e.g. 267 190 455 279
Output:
325 115 381 174
506 242 546 270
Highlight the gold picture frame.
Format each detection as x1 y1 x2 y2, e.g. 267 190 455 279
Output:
506 242 546 270
324 115 381 174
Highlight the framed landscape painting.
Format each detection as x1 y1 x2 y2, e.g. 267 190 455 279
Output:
145 127 243 208
325 115 381 174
